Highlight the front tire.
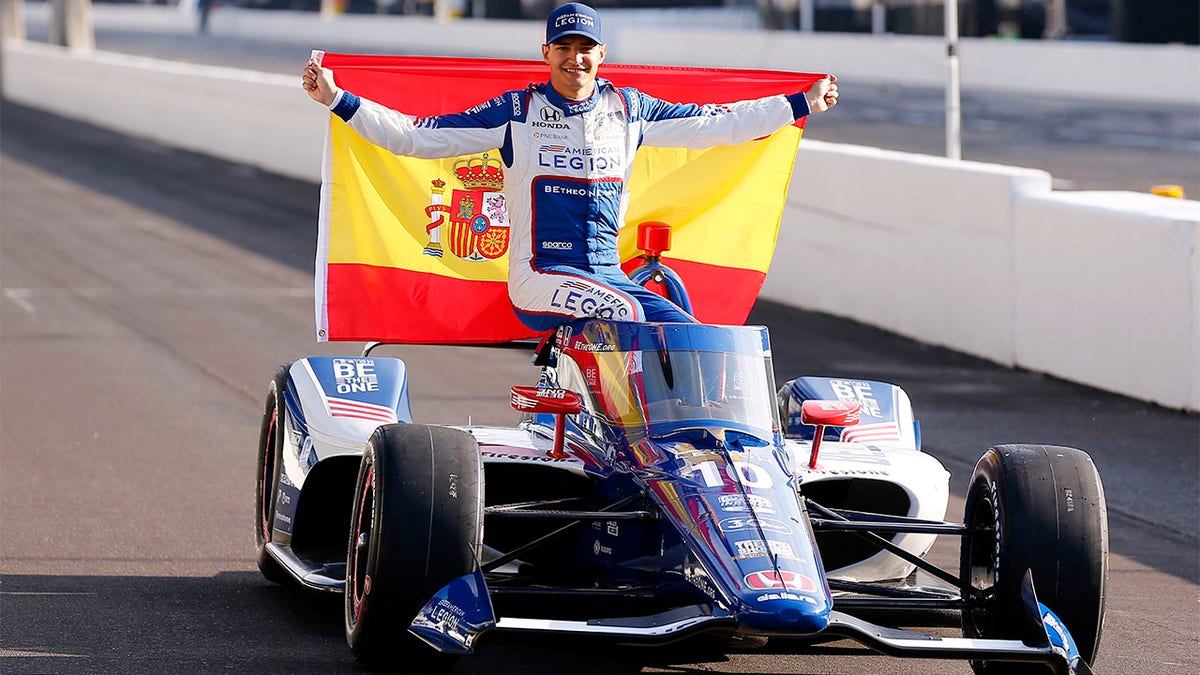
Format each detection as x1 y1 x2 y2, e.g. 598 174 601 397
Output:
960 444 1108 673
253 365 291 584
345 424 482 671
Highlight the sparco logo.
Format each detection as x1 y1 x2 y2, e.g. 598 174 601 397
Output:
542 241 573 250
540 107 563 122
743 570 817 592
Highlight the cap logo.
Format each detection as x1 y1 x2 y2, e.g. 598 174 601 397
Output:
556 13 594 28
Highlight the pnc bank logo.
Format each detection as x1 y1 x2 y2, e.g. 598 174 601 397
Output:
540 107 563 123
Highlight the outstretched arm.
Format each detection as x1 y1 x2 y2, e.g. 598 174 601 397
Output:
638 76 838 150
298 56 511 160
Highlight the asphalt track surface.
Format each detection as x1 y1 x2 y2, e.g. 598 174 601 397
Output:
2 97 1198 674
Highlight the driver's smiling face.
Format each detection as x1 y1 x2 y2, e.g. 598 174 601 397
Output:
542 35 607 100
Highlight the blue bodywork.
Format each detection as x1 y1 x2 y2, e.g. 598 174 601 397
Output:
272 356 413 536
396 320 1095 675
780 376 921 449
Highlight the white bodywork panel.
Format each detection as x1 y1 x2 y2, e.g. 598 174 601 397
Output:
787 438 950 582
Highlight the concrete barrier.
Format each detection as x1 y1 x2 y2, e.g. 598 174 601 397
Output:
1012 191 1199 409
3 39 1197 411
773 141 1199 411
766 141 1052 368
2 40 326 181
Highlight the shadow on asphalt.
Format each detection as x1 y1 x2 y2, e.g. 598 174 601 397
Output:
3 102 1196 586
0 571 887 675
1 102 319 276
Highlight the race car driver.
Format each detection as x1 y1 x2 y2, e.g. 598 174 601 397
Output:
302 2 838 332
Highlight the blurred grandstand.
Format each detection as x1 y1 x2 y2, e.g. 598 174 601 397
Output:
98 0 1197 44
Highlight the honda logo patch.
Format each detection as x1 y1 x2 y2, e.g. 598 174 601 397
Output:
743 570 817 592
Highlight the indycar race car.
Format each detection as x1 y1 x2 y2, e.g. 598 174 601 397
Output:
253 226 1107 674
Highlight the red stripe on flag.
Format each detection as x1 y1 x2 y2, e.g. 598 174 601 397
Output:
321 55 826 129
325 258 767 343
326 263 540 343
620 257 766 326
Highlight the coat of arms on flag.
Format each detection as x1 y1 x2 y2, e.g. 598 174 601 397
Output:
423 153 511 261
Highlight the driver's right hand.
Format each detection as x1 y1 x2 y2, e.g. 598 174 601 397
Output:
302 59 338 107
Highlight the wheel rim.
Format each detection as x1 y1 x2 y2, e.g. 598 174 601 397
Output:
349 463 375 626
258 406 277 543
966 484 1000 636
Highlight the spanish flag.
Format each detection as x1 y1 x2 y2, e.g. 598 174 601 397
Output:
317 54 827 344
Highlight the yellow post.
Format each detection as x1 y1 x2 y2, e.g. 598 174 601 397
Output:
1151 185 1185 199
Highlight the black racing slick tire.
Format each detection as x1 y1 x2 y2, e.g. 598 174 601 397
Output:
960 444 1108 673
345 424 483 671
253 364 291 584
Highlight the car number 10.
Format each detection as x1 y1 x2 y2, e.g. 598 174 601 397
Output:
690 460 774 489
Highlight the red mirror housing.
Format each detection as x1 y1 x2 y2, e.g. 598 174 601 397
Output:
510 386 582 459
800 400 861 470
510 386 583 415
800 400 862 427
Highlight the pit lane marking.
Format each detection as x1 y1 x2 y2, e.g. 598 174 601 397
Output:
4 288 35 314
0 648 87 658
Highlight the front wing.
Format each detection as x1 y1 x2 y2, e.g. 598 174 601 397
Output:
411 567 1093 674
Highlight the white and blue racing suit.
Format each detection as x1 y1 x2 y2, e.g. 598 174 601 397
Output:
329 79 811 331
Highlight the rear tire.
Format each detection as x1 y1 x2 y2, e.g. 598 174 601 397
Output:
253 365 291 584
345 424 482 671
960 444 1108 673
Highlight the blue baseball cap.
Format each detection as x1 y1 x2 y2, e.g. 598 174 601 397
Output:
546 3 603 45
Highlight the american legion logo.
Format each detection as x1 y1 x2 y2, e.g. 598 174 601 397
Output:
423 153 511 261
